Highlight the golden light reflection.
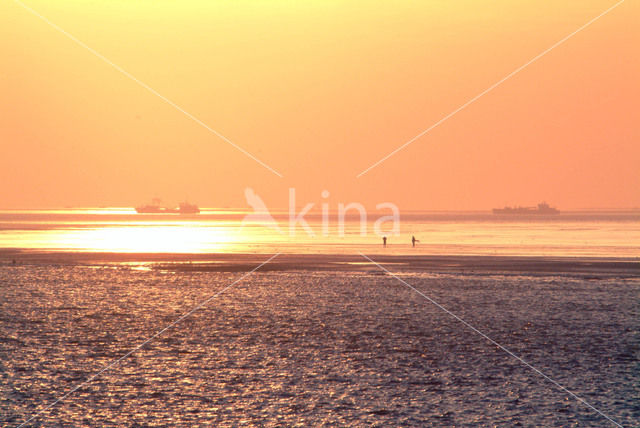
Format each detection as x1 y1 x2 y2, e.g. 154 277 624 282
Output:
52 226 240 253
1 208 638 257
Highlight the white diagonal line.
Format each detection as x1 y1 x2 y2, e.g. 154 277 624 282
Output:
358 252 623 428
356 0 625 178
16 253 281 428
11 0 283 178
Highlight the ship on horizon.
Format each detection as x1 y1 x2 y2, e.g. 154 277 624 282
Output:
493 202 559 215
135 198 200 214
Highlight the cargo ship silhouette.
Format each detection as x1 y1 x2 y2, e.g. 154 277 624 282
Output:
493 202 559 215
135 198 200 214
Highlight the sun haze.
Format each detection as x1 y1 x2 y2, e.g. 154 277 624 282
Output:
1 0 638 210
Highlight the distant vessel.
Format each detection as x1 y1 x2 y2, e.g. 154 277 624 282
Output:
135 198 200 214
177 202 200 214
493 202 559 215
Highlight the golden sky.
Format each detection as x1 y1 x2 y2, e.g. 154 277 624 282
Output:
1 0 638 209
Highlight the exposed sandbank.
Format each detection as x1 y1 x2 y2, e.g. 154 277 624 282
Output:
1 249 637 278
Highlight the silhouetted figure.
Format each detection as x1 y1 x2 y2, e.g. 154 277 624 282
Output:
12 259 16 265
412 236 416 247
382 236 387 247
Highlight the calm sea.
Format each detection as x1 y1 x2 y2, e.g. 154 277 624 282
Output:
0 209 638 257
2 209 638 426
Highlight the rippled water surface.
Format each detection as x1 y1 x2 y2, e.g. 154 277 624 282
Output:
1 265 638 427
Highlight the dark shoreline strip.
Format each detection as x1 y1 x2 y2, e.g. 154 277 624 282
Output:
1 249 638 278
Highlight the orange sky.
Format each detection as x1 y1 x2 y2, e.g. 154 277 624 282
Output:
1 0 638 210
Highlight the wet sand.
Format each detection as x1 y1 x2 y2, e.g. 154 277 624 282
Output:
1 249 638 278
1 251 638 426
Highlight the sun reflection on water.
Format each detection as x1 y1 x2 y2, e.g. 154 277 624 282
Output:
43 226 240 253
0 208 638 256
